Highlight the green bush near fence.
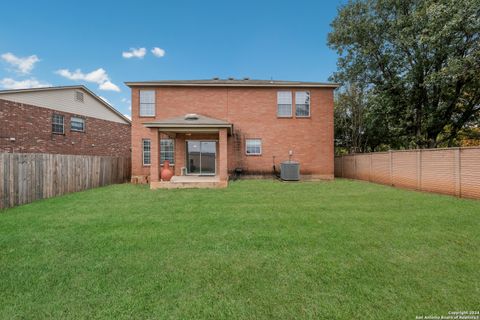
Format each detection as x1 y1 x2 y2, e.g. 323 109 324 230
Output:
1 180 479 319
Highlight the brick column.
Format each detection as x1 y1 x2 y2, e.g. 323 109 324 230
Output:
218 128 228 181
150 129 160 182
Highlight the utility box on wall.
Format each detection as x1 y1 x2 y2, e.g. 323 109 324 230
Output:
280 161 300 181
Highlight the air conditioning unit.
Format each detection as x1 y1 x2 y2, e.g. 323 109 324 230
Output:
280 161 300 181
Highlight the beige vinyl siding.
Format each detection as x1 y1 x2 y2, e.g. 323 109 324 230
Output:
0 88 128 124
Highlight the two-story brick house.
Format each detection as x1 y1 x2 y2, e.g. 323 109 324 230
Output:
126 79 338 188
0 85 131 157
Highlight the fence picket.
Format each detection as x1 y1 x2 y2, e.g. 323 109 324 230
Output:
0 152 130 210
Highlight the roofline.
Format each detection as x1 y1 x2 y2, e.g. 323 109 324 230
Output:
0 85 131 124
0 85 85 94
124 81 340 88
142 122 233 134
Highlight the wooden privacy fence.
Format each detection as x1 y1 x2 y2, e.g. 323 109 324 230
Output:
0 153 131 209
334 147 480 199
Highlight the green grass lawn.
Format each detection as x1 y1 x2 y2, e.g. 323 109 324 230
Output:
1 180 479 319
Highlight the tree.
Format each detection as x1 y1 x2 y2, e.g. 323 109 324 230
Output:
329 0 480 149
334 83 368 153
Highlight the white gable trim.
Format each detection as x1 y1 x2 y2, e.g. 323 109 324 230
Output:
0 86 130 124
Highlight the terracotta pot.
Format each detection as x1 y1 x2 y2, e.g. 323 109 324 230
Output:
161 160 174 181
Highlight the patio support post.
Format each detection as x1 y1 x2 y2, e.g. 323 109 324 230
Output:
219 128 228 181
150 129 160 182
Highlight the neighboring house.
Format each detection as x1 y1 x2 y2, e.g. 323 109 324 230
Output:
126 79 339 188
0 86 131 157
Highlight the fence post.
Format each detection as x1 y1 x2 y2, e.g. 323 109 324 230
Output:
455 148 461 197
369 153 372 182
341 156 344 178
416 149 422 191
353 154 357 179
389 150 393 186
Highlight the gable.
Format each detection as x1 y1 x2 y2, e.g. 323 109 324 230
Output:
0 88 129 124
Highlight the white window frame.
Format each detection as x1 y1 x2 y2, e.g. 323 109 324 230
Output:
295 91 311 117
70 117 85 132
139 90 156 117
277 91 292 117
52 114 64 134
142 139 151 166
245 139 262 156
160 139 175 165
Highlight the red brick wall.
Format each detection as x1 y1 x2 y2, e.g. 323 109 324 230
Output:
131 86 334 180
0 99 131 157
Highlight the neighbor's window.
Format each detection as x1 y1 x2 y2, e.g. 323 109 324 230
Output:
75 91 84 103
295 91 310 117
142 139 151 165
52 114 64 134
277 91 292 117
71 117 85 132
139 90 155 116
246 139 262 155
160 139 175 165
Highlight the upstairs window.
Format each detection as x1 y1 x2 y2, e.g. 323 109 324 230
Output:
75 91 84 102
160 139 175 165
142 139 151 165
52 114 64 134
277 91 292 117
246 139 262 155
71 117 85 132
295 91 310 117
139 90 155 116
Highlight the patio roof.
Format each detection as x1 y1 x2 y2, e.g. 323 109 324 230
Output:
142 114 233 134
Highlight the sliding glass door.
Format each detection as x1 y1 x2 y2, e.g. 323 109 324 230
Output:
186 141 216 175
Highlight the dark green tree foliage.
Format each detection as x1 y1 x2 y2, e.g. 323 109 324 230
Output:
329 0 480 151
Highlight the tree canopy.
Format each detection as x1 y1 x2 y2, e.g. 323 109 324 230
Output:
329 0 480 153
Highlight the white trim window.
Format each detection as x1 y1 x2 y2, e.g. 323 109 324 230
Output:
160 139 175 165
142 139 151 166
295 91 310 117
139 90 156 116
246 139 262 155
70 117 85 132
52 114 64 134
277 91 292 117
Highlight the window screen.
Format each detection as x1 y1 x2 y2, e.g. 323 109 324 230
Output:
142 139 151 165
160 139 175 165
140 90 155 116
277 91 292 117
246 139 262 155
52 114 64 134
71 117 85 132
295 91 310 117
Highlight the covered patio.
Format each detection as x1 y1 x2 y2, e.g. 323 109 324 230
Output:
142 114 232 189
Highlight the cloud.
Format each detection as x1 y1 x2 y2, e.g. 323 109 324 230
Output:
1 52 40 74
123 114 131 120
56 68 108 83
122 48 146 59
55 68 120 92
99 81 120 92
0 77 51 89
151 47 166 58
